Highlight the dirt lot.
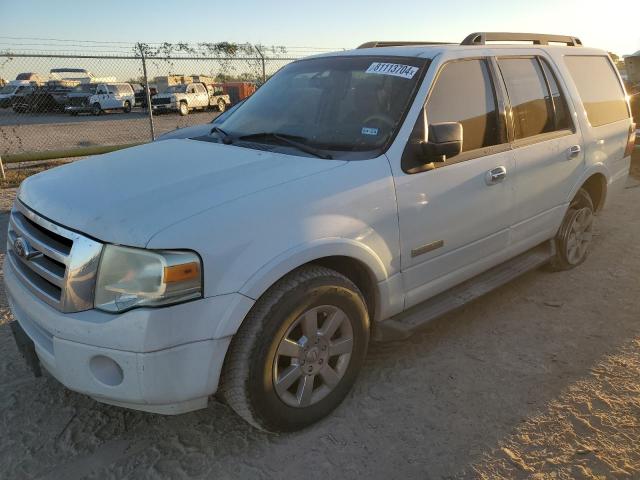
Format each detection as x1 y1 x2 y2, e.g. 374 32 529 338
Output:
0 109 217 156
1 153 639 479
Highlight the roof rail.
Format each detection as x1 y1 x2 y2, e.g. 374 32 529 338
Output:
357 41 452 49
461 32 582 47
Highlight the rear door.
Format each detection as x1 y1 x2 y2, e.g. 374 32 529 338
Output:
394 57 516 307
496 55 584 247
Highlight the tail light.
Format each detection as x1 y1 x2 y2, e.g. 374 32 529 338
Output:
625 123 637 158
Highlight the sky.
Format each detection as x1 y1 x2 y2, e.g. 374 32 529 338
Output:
0 0 638 56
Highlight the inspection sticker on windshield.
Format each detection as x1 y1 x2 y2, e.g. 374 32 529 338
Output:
361 127 379 136
366 62 419 79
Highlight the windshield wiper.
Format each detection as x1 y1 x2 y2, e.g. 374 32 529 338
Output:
210 126 233 144
237 132 333 159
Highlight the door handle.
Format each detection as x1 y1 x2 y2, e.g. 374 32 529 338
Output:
485 166 507 185
568 144 581 159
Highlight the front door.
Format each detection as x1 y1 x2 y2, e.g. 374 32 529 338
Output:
393 57 516 308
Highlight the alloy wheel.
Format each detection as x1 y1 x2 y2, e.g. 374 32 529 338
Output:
565 207 593 265
273 305 354 408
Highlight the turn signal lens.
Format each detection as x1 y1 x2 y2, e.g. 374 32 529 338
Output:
164 262 200 283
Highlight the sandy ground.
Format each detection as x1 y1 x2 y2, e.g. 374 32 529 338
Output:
0 109 217 156
0 155 639 479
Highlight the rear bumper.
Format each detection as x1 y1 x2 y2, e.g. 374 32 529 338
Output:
4 257 252 414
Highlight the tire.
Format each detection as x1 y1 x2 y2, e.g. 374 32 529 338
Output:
179 101 188 116
217 99 226 113
549 188 594 271
123 100 131 113
219 265 370 432
91 102 102 116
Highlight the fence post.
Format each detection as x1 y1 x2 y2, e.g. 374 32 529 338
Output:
0 155 5 181
255 45 266 84
139 45 156 141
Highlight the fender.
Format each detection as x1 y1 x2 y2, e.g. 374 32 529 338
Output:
208 239 390 340
239 237 389 301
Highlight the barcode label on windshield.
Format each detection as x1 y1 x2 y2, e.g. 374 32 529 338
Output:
366 62 419 79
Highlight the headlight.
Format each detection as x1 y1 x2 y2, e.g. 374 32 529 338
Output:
95 245 202 313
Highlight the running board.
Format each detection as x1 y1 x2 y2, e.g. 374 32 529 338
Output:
374 241 555 342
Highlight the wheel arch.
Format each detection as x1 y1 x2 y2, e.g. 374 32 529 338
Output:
579 173 607 212
237 239 388 329
568 165 609 213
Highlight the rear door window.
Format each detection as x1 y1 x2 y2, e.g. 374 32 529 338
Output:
426 59 503 152
498 57 571 140
565 55 629 127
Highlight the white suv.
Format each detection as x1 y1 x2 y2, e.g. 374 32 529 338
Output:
64 82 135 115
5 32 636 432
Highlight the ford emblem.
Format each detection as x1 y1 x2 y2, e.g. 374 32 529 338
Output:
13 237 39 260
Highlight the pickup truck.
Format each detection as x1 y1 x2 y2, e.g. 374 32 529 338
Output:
5 32 636 433
151 82 231 115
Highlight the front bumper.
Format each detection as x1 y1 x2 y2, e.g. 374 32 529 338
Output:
64 105 92 113
152 101 179 112
4 257 253 414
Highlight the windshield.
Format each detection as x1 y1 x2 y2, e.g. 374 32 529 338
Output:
71 83 97 93
0 85 17 94
164 84 187 94
217 55 428 157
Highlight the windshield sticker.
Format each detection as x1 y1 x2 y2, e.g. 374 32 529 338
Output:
361 127 379 136
366 62 419 79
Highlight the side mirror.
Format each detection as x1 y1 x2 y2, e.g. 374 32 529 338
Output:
422 122 463 163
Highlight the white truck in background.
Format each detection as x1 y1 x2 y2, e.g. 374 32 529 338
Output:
151 81 231 115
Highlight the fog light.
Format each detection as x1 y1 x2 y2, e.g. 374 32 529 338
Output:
89 355 124 386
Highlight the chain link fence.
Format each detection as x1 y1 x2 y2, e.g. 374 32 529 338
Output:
0 43 339 170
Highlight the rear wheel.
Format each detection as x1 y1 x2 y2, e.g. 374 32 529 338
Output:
179 101 189 116
217 99 226 113
219 265 369 432
91 102 102 116
123 100 131 113
549 188 594 270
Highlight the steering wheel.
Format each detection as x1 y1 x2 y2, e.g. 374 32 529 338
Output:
362 114 395 129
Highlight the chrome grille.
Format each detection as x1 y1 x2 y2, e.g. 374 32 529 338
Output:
7 200 103 313
152 97 171 105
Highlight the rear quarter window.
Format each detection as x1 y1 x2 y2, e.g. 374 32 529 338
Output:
565 55 629 127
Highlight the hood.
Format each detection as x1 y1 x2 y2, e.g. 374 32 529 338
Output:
18 139 345 247
155 92 179 99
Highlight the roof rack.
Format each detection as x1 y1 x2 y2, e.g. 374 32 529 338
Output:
357 41 452 49
461 32 582 47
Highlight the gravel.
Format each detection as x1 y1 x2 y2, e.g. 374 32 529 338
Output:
1 160 640 479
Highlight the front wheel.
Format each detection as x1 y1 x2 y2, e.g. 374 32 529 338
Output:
123 100 131 113
179 101 189 116
549 188 594 270
219 265 369 432
217 99 226 113
91 102 102 116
